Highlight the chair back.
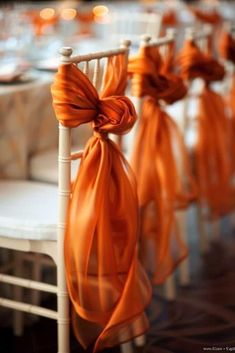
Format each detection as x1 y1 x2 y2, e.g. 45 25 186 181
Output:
56 40 131 248
110 12 162 44
131 28 176 117
185 24 212 53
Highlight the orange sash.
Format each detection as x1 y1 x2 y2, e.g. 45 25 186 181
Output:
25 9 58 36
190 7 222 25
219 31 235 64
128 45 196 284
178 39 234 218
51 54 152 351
219 31 235 187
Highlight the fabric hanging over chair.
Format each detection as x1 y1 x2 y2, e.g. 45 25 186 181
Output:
51 53 152 352
178 38 235 219
128 43 196 284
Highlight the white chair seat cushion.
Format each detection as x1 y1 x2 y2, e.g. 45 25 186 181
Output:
29 148 80 184
0 181 58 241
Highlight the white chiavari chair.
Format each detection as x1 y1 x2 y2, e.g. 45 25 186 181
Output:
29 12 162 184
0 40 141 353
181 25 221 255
217 22 235 232
110 11 162 45
128 29 191 302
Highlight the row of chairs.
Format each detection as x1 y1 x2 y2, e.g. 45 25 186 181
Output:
1 23 233 352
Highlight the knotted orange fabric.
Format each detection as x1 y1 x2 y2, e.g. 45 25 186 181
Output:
128 44 196 284
76 11 94 35
162 10 178 27
190 7 222 25
25 9 58 36
219 31 235 65
51 54 152 352
219 31 235 182
178 39 234 218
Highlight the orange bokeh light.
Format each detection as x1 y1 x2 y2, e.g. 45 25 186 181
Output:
61 8 77 21
40 8 55 20
92 5 109 18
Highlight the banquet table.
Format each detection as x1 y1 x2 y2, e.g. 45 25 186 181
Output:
0 72 58 179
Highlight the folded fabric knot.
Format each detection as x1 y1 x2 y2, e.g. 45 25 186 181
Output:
51 63 137 135
93 130 108 140
128 45 187 104
177 40 225 83
219 31 235 64
190 7 222 25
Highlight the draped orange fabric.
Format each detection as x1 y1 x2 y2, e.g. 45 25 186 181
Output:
190 7 222 25
128 45 196 284
219 31 235 65
162 10 178 27
76 11 94 35
219 31 235 184
25 10 58 36
178 39 235 218
51 54 152 352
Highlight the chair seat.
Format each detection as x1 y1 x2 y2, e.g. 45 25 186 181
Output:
29 148 80 184
0 181 58 241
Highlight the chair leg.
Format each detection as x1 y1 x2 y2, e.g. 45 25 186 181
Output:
176 210 190 286
120 341 134 353
57 258 70 353
197 205 209 255
165 274 176 301
134 334 146 347
31 254 42 322
13 252 24 336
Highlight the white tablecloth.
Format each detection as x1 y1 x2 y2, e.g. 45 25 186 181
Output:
0 72 58 179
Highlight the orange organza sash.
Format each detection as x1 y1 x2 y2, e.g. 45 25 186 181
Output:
25 10 58 36
51 55 152 352
178 39 234 218
128 45 196 284
190 7 222 25
162 10 178 27
219 31 235 65
219 31 235 184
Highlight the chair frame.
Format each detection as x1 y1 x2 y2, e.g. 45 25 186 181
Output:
129 29 191 301
110 11 162 44
182 25 216 255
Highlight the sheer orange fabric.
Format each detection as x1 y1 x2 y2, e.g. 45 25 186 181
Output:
76 11 94 35
178 39 234 218
190 7 222 25
25 10 58 36
51 54 152 352
128 45 196 284
219 31 235 65
219 31 235 183
162 10 178 27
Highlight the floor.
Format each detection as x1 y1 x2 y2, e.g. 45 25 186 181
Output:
1 207 235 353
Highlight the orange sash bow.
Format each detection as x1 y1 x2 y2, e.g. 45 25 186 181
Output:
219 31 235 184
128 45 195 284
190 7 222 25
178 39 234 218
162 10 178 27
25 9 58 36
51 54 152 351
219 31 235 65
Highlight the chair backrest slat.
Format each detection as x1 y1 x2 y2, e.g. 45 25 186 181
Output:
92 59 101 89
83 61 89 76
185 25 212 53
110 12 162 43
